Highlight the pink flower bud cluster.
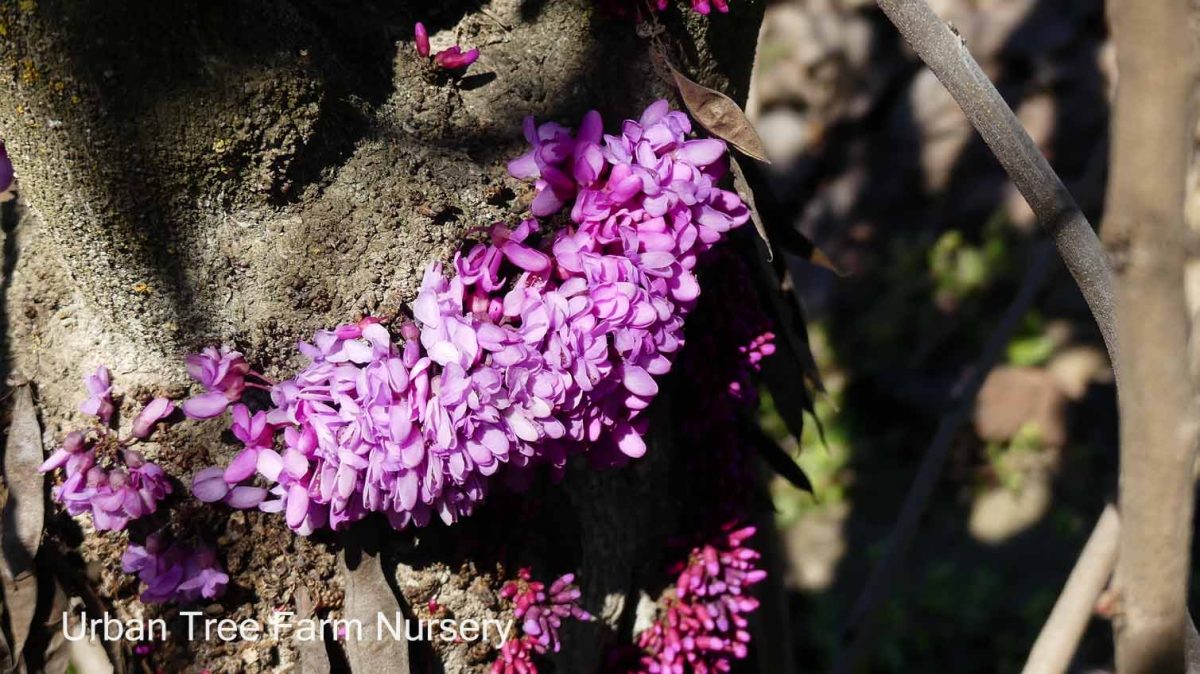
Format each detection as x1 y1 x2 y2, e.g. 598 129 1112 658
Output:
39 366 228 604
630 526 765 674
600 0 731 19
491 569 592 674
189 100 749 534
122 531 228 604
414 22 480 72
39 367 174 531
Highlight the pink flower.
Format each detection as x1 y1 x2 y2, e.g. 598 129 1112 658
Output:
412 20 480 72
414 22 430 58
598 0 728 18
191 466 229 503
626 526 765 674
182 346 250 419
433 46 480 71
492 569 592 671
79 366 114 425
191 100 750 535
132 397 175 439
122 533 228 604
0 142 13 201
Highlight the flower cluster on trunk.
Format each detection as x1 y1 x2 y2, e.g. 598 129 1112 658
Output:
38 367 227 603
490 569 593 673
619 527 765 674
188 100 750 534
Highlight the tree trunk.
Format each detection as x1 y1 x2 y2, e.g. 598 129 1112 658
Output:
0 0 766 671
1103 1 1200 672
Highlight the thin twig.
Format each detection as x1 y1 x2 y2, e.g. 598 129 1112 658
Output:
832 243 1055 673
1021 504 1119 674
874 0 1117 364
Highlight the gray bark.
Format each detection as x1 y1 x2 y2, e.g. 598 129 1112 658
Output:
1102 1 1200 672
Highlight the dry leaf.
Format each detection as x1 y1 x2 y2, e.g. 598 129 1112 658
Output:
730 156 772 260
668 64 769 163
339 527 410 674
733 156 845 277
2 385 45 667
29 576 71 674
294 587 331 674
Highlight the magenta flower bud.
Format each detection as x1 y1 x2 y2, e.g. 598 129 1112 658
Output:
181 391 230 420
0 143 13 194
191 466 230 503
79 365 114 425
414 22 430 58
132 397 175 439
399 321 420 342
225 485 267 509
433 46 479 71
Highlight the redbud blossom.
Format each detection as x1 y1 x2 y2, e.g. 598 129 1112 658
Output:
414 22 430 58
433 46 480 71
189 101 750 535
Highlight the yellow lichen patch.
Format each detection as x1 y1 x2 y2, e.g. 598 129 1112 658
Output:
212 138 229 154
19 57 38 85
131 282 152 294
17 0 35 13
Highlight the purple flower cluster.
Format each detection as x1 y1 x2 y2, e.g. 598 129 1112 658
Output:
40 436 172 532
39 366 228 604
190 100 749 534
181 346 252 420
39 368 174 531
414 22 480 72
491 569 592 674
122 532 229 603
631 526 765 674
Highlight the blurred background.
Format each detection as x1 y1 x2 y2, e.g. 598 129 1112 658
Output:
748 0 1125 670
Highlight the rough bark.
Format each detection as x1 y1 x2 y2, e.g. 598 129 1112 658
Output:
0 0 766 671
1102 1 1200 672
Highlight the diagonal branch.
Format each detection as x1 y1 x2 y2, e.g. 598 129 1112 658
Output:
833 243 1055 673
874 0 1117 363
1021 504 1120 674
831 1 1123 669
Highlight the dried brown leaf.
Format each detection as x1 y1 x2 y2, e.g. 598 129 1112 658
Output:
729 156 772 260
339 527 410 674
1 385 44 666
668 64 769 163
294 587 331 674
28 576 70 674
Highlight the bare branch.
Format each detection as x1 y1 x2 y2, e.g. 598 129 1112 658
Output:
874 0 1118 363
833 244 1055 673
1022 504 1120 674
